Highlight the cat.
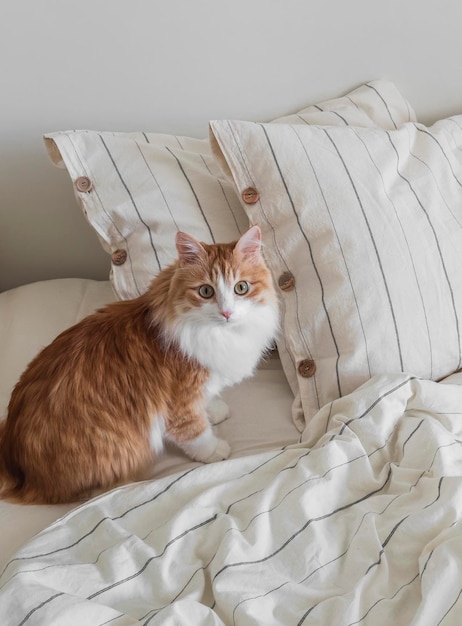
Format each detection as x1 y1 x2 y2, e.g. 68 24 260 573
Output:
0 226 279 504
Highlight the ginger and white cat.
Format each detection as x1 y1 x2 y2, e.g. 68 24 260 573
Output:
0 226 278 504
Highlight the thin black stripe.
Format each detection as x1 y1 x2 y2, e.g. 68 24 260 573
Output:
313 104 349 125
346 95 362 112
386 131 462 369
366 476 444 578
292 124 373 382
199 154 243 234
365 83 398 129
99 616 123 626
351 127 434 377
221 451 368 549
87 515 217 600
420 549 434 579
99 615 124 626
143 549 218 622
428 442 462 472
132 145 170 269
324 401 334 433
224 451 311 516
424 477 444 508
1 541 116 594
402 419 425 454
166 133 244 236
446 116 462 143
416 126 462 188
165 147 215 242
406 133 462 228
324 128 404 370
337 376 416 435
437 587 462 625
365 516 410 575
212 466 392 581
1 465 199 575
346 573 420 626
17 592 65 626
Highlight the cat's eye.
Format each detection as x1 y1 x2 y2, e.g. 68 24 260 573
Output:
234 281 249 295
198 284 215 299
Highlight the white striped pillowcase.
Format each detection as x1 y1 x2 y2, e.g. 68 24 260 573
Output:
210 116 462 429
44 81 414 300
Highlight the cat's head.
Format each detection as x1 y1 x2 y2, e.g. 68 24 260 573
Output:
170 226 277 328
156 226 279 378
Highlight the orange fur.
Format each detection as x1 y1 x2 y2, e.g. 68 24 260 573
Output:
0 228 277 504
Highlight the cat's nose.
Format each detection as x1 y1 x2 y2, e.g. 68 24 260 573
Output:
220 310 232 321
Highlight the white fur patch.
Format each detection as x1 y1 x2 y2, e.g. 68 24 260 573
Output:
149 416 165 455
170 298 279 397
207 398 230 425
178 427 231 463
216 275 234 319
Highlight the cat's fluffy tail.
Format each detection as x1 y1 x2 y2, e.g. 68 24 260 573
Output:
0 420 22 502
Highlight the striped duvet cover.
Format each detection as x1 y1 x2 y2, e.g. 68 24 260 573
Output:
1 373 462 625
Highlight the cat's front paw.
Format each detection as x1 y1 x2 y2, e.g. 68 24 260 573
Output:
179 430 231 463
203 438 231 463
207 398 230 425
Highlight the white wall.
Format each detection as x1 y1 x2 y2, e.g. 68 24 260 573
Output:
1 0 462 291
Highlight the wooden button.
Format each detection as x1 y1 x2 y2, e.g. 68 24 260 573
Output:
112 249 127 266
241 187 260 204
278 271 295 292
298 359 316 378
75 176 93 192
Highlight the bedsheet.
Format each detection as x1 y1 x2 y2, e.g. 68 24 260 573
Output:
1 373 462 625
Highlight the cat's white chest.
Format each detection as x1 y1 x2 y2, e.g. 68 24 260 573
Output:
202 328 256 396
171 301 278 396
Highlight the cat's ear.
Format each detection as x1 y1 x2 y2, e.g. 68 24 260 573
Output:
234 226 262 263
176 231 206 265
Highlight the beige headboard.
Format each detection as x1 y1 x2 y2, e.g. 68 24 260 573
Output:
2 0 461 292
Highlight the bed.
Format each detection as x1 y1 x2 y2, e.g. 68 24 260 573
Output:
2 76 462 625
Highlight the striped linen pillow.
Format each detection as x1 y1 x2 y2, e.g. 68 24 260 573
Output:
210 116 462 429
44 81 414 300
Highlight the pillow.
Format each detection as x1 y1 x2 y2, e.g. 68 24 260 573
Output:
44 81 415 300
210 115 462 430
